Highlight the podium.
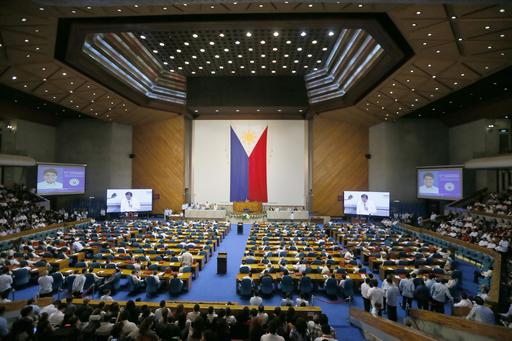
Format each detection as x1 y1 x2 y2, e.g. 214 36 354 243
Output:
217 252 227 274
237 222 244 235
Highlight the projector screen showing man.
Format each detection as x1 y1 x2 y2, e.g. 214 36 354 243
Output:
357 194 377 215
120 191 141 212
419 172 439 195
37 168 63 190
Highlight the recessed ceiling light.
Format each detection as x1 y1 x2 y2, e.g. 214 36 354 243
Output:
235 41 240 45
300 31 307 37
271 70 276 74
328 31 335 37
308 4 313 7
259 4 263 7
416 11 422 15
358 4 363 8
261 54 266 58
199 48 205 52
500 8 505 13
260 40 266 44
62 72 67 76
251 70 256 74
322 47 327 51
153 50 158 53
238 54 243 58
273 32 279 37
246 32 252 37
134 4 139 7
11 75 16 80
278 109 282 112
451 16 457 19
159 42 165 46
485 26 490 30
297 47 303 51
184 42 190 46
312 40 317 44
284 54 289 58
412 23 417 27
219 33 225 38
240 65 245 69
177 49 182 53
21 18 27 22
192 34 198 38
316 60 321 63
39 7 44 11
282 65 287 69
140 35 146 39
236 109 240 112
117 9 122 12
209 41 215 45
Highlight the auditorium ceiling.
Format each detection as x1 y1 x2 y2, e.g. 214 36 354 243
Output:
0 1 511 126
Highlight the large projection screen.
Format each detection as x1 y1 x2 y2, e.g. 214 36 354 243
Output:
417 166 463 201
36 162 86 195
106 189 153 213
344 191 390 217
192 120 307 206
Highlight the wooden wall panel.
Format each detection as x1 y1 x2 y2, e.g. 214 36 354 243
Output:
132 116 185 213
312 116 369 216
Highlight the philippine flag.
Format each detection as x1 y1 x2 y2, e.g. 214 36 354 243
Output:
230 126 268 202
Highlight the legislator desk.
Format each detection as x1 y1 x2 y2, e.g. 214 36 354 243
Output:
233 201 262 213
184 209 226 219
266 210 309 221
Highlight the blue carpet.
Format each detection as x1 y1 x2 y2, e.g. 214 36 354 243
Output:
12 224 482 341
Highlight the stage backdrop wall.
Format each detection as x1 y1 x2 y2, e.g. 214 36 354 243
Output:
192 120 307 206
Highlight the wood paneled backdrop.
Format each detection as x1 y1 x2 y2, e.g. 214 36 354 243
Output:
133 116 185 213
312 116 369 216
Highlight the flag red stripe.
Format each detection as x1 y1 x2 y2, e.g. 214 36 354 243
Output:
248 127 268 202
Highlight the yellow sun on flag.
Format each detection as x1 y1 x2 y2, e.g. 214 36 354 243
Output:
241 130 256 145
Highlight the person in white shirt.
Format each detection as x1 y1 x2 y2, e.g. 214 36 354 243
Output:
71 239 84 253
187 304 201 323
72 269 87 297
38 168 63 190
0 268 12 298
295 294 309 307
419 172 439 195
100 289 113 302
180 249 194 267
367 280 385 316
38 270 54 297
356 194 377 215
280 294 294 307
361 278 371 312
454 293 473 308
120 192 141 212
466 296 495 324
497 239 509 253
49 303 66 327
249 291 263 306
313 324 338 341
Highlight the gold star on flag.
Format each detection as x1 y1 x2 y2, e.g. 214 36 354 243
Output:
241 130 256 145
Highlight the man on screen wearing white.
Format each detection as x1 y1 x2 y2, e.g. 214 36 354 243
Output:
419 172 439 195
37 169 63 190
357 194 377 215
120 192 141 212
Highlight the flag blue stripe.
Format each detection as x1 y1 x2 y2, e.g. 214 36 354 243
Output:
230 127 248 202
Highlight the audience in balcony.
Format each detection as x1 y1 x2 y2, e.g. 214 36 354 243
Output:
0 184 87 236
468 190 512 216
432 212 510 253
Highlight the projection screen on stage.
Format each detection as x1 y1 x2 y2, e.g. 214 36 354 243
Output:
191 120 307 206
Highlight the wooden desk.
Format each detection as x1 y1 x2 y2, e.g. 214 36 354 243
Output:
233 201 263 213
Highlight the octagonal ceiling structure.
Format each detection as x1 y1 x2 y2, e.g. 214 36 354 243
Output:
56 13 412 118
